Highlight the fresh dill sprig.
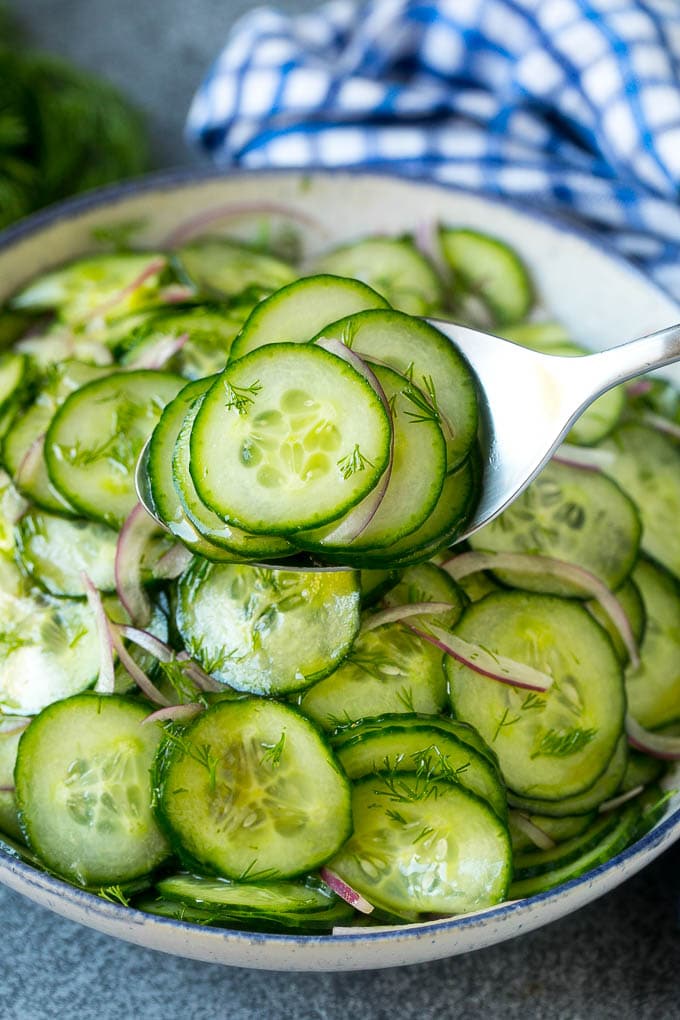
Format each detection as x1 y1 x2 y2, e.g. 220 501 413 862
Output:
337 444 374 480
98 884 130 907
492 707 521 742
401 375 441 425
260 732 286 768
531 727 597 758
223 378 262 414
162 725 220 791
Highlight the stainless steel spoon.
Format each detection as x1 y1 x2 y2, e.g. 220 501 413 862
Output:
432 318 680 542
135 319 680 547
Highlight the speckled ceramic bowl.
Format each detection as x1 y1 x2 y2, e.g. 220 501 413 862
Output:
0 170 678 971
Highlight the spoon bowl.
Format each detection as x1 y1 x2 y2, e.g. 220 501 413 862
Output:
432 318 680 541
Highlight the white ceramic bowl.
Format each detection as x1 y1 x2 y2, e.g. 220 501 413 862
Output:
0 169 678 972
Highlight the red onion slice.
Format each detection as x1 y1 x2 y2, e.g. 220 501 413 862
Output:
410 622 553 692
552 443 615 472
640 411 680 442
83 256 166 322
158 284 195 304
116 624 175 662
361 602 458 633
141 703 204 726
320 867 374 915
598 785 644 813
81 572 115 695
313 338 393 542
108 624 172 707
627 379 653 398
176 651 224 693
442 551 640 670
15 434 46 491
164 201 325 248
125 332 188 371
625 713 680 760
115 503 158 627
151 542 194 581
0 785 15 794
508 811 556 850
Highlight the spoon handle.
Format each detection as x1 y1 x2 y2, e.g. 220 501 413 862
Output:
583 322 680 396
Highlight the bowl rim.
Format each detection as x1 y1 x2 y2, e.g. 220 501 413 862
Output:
0 165 679 960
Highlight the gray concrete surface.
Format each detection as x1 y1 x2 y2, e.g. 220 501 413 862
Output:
4 1 680 1016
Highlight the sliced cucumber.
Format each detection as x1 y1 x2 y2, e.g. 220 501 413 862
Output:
312 237 444 315
121 305 246 379
174 238 296 300
447 591 626 800
176 560 360 695
328 773 511 919
626 558 680 729
15 692 170 886
0 716 30 839
230 274 389 361
295 363 446 551
299 622 447 730
157 873 337 914
382 561 468 630
508 810 596 852
45 370 184 527
155 698 352 879
191 344 391 534
438 227 533 325
587 577 645 665
468 460 641 595
15 510 119 597
313 309 478 471
601 423 680 579
11 253 167 323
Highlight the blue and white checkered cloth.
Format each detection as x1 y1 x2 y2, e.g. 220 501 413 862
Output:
187 0 680 299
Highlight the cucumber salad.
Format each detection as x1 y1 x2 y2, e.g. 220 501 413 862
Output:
0 206 677 935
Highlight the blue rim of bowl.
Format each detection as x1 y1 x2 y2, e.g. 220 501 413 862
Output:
0 165 679 952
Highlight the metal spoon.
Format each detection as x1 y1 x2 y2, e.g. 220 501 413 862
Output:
135 319 680 547
432 318 680 541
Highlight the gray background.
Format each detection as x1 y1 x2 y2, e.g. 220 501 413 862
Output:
5 2 680 1016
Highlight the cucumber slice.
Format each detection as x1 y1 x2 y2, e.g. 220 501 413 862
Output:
0 353 28 415
121 305 246 379
191 344 391 534
507 735 628 817
336 721 507 820
15 510 119 597
137 893 354 933
11 253 167 323
313 237 444 315
299 622 447 729
170 392 294 559
313 309 478 471
625 558 680 729
176 560 360 695
45 370 185 527
468 460 641 595
587 577 645 665
0 716 29 839
155 698 352 879
601 423 680 579
509 803 639 898
0 469 26 556
438 227 533 326
3 360 108 514
156 873 337 915
447 591 626 800
328 773 511 919
359 568 401 607
230 274 389 361
508 810 596 852
295 363 446 551
382 561 468 630
15 692 170 886
16 322 114 372
174 239 296 300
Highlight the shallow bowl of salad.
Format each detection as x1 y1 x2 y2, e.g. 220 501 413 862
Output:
0 168 679 972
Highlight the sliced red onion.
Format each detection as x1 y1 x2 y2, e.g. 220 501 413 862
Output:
115 502 157 627
625 713 680 760
314 338 393 542
116 624 175 662
125 332 188 371
320 867 374 915
151 542 194 580
598 785 644 813
81 572 115 694
508 811 556 850
158 284 196 304
176 651 224 693
141 703 204 726
441 551 640 671
164 201 324 248
0 785 15 794
627 379 653 398
640 411 680 443
413 219 450 282
15 433 46 490
108 624 172 707
361 602 457 633
84 256 166 322
552 443 615 472
410 622 553 692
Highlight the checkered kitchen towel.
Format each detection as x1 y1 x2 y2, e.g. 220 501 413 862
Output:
187 0 680 299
